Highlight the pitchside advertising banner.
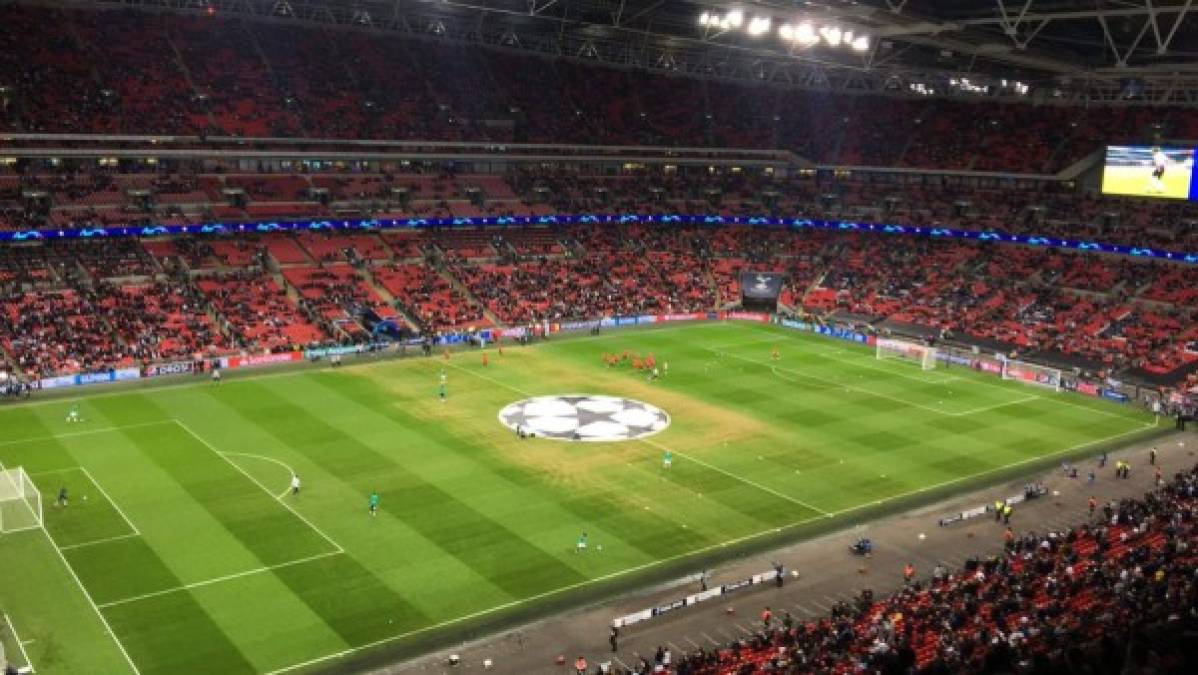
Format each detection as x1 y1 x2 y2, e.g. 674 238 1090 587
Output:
221 351 304 369
38 367 141 390
143 361 196 378
6 213 1198 265
613 568 780 628
776 317 872 344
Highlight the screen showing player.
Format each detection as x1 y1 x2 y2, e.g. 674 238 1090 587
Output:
1102 145 1195 200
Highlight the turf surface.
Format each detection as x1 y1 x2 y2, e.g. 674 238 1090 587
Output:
0 321 1158 674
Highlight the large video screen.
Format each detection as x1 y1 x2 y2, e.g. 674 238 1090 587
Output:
1102 145 1196 200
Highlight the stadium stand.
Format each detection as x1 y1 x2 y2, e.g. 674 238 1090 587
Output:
630 464 1197 675
5 5 1198 172
3 3 1198 674
1 220 1197 382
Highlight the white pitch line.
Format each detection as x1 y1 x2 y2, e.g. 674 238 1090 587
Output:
220 451 298 500
78 466 141 535
770 365 837 391
720 348 959 416
641 437 829 516
0 419 175 447
26 466 82 477
723 348 1028 419
59 532 140 551
40 530 141 674
706 336 781 351
731 322 1150 424
97 550 342 609
172 419 344 554
945 395 1040 417
4 612 36 675
821 352 961 385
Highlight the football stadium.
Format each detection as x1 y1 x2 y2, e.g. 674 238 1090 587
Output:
0 1 1197 674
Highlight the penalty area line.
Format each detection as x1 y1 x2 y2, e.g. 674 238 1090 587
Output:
3 613 36 675
96 550 343 609
40 530 141 674
171 419 344 554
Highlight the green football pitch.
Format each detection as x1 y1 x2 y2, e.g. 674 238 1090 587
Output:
0 321 1160 674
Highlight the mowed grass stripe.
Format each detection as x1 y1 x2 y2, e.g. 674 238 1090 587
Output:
438 354 825 528
5 414 257 674
317 370 788 555
102 590 258 675
563 349 889 507
314 372 713 557
215 381 588 599
168 389 511 627
0 533 142 675
140 392 434 648
0 321 1162 675
91 398 333 567
540 325 1153 514
0 404 84 473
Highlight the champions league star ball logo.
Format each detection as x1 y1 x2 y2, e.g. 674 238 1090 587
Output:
753 274 772 292
498 395 670 442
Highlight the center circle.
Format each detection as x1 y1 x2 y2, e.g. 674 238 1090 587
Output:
498 395 671 442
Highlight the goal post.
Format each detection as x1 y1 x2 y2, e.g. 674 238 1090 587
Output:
876 337 938 371
0 465 43 534
1001 359 1062 392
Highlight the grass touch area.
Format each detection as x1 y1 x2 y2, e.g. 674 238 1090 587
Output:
0 321 1159 674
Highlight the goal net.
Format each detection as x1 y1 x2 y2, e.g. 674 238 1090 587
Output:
1001 360 1062 392
0 465 42 534
876 337 937 371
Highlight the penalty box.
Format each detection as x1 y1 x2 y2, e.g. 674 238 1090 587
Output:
14 423 341 609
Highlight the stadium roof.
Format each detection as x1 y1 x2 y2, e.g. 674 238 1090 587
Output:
86 0 1198 104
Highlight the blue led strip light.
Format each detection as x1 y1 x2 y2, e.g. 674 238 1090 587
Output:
2 214 1196 265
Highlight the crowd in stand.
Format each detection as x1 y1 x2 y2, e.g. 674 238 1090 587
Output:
4 5 1198 171
1 219 1196 383
612 464 1197 674
8 166 1198 260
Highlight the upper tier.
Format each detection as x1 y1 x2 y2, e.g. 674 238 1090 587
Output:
1 4 1196 174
